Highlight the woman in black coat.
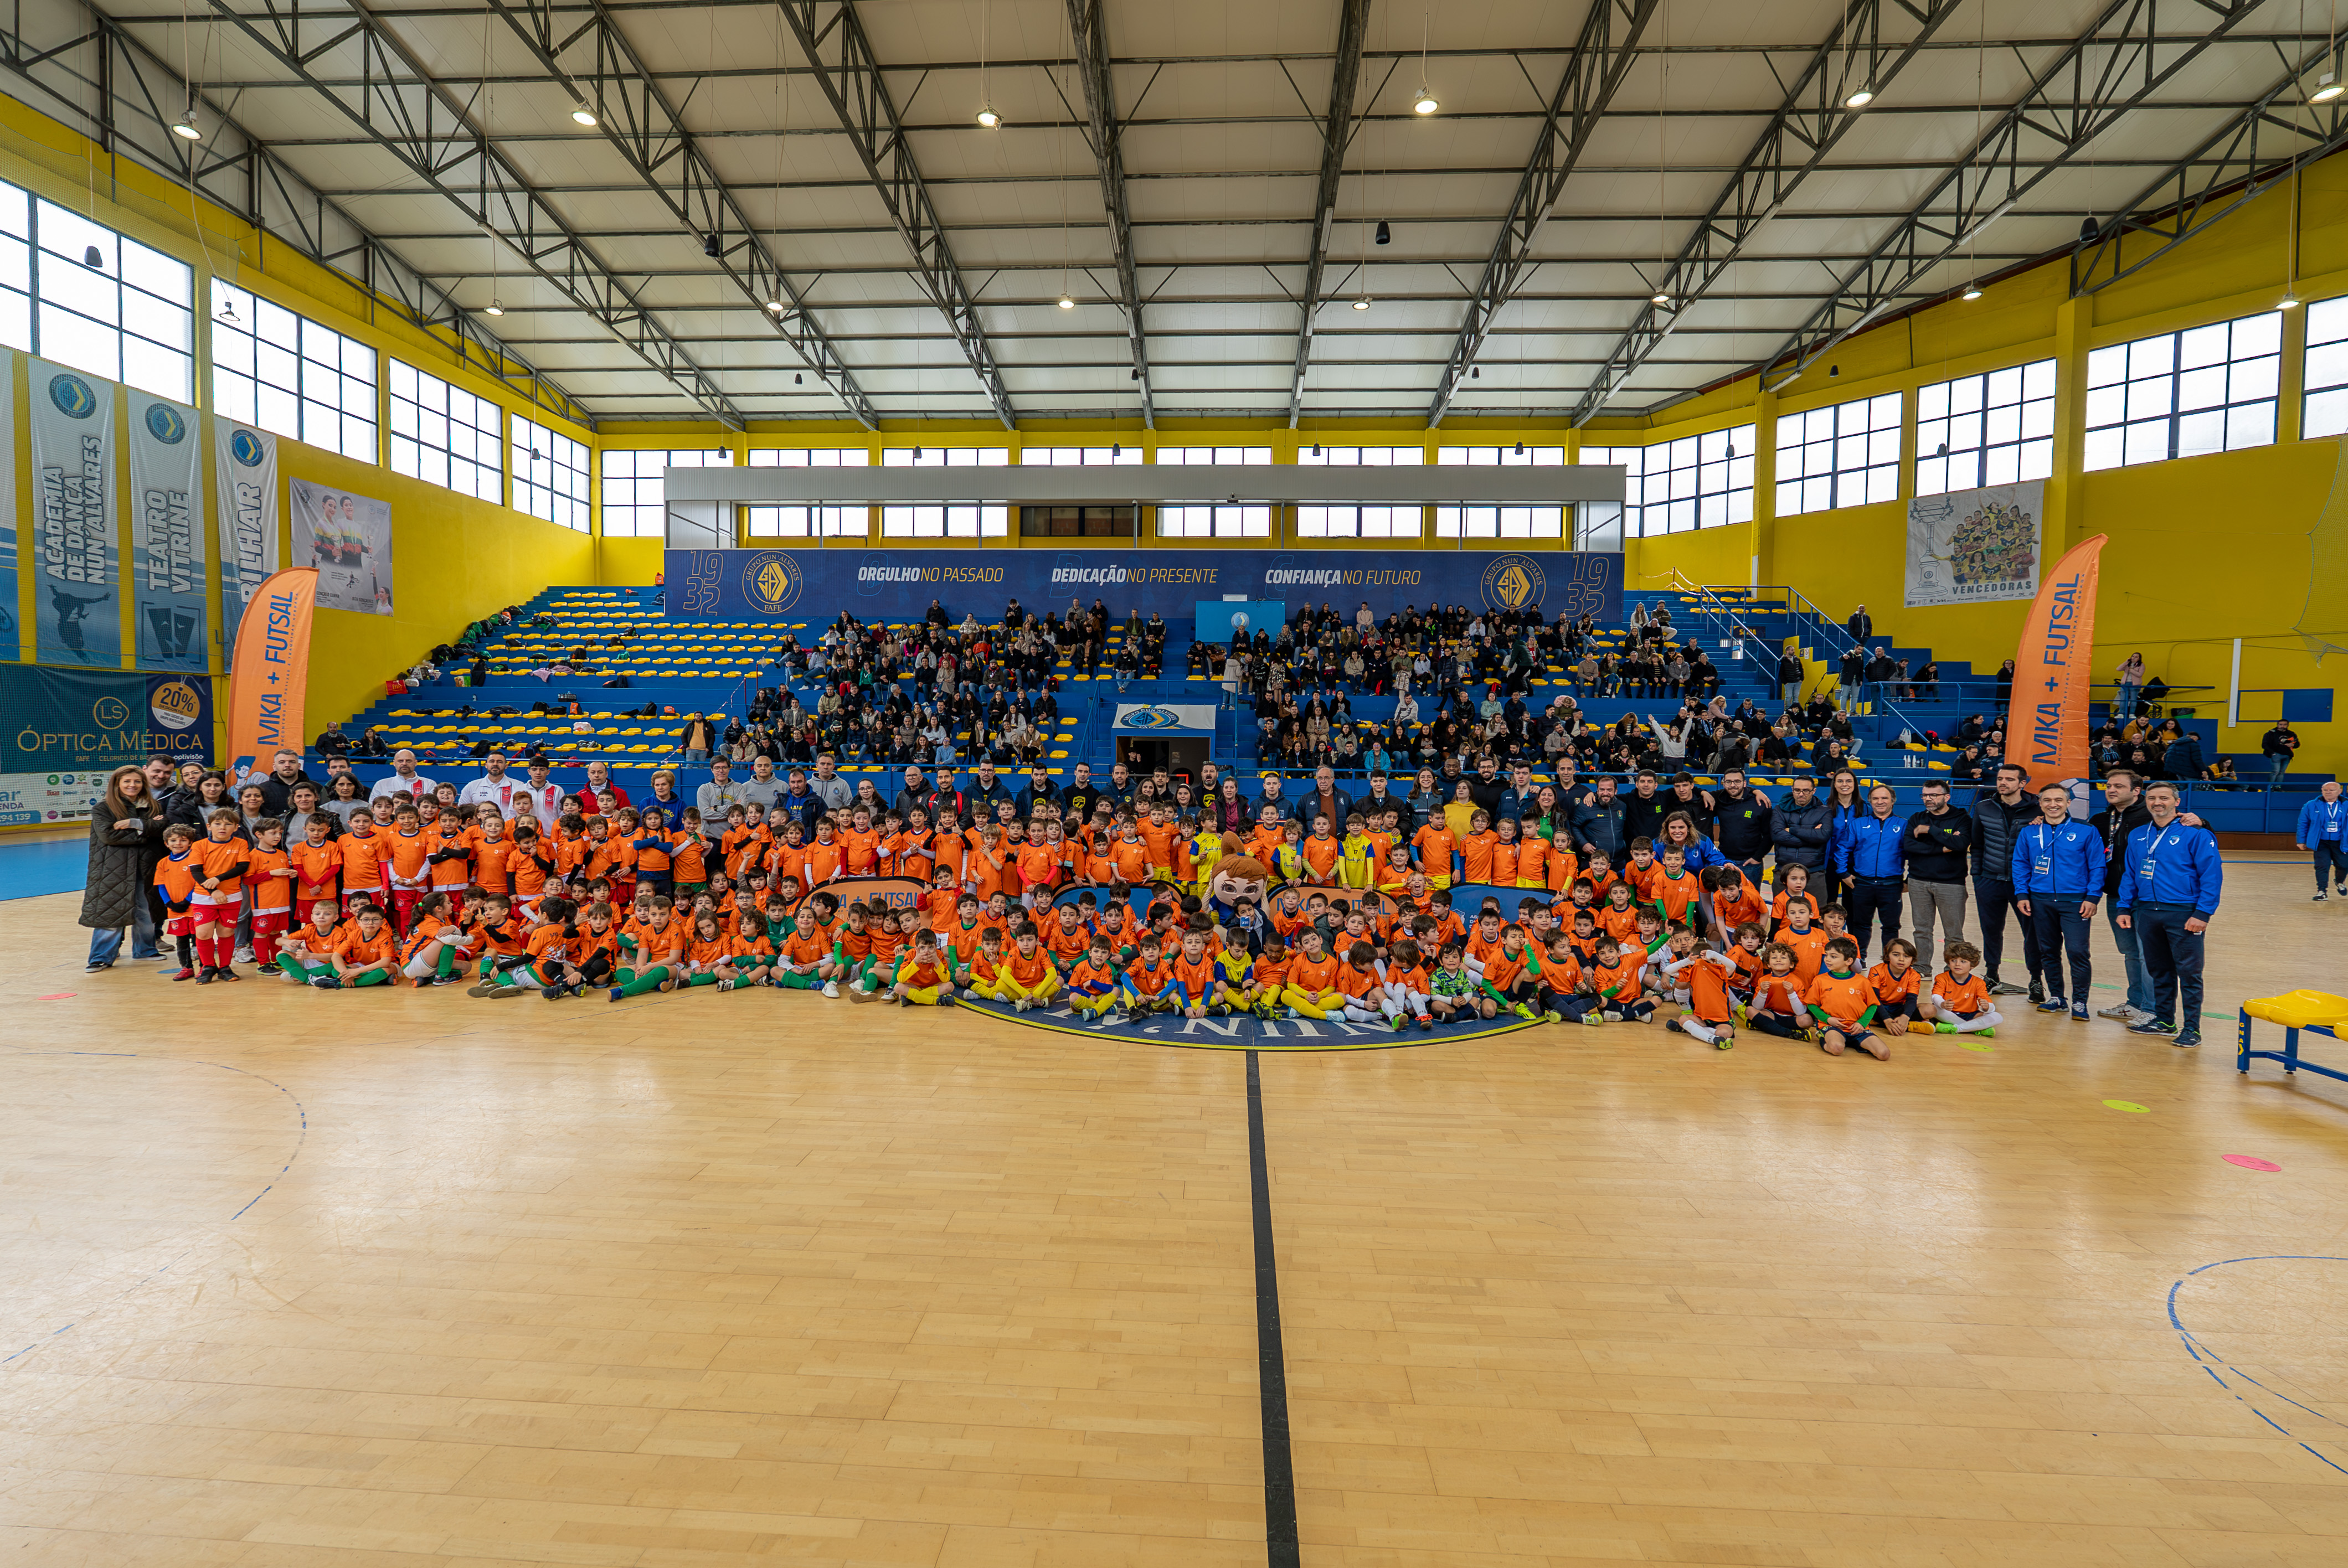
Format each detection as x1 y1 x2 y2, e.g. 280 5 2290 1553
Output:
82 764 168 971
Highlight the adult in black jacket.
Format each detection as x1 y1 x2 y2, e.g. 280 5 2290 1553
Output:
1711 770 1774 879
1664 773 1716 837
1970 763 2041 997
1847 605 1873 642
1571 776 1631 860
82 765 168 969
248 749 318 817
1902 780 1973 974
1768 776 1832 887
1777 649 1804 704
1622 771 1671 845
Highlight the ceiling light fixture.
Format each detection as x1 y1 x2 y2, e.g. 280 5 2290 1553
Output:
765 297 785 312
977 105 1001 128
1352 296 1371 310
571 106 598 127
1057 293 1075 310
485 301 504 316
1961 283 1983 301
172 106 201 141
1843 86 1875 108
2282 291 2303 309
702 233 722 258
1375 219 1391 245
2315 71 2343 102
1413 90 1439 115
1514 440 1525 455
1651 291 1672 308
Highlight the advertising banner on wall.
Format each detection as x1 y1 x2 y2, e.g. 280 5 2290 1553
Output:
289 477 392 615
29 358 118 666
0 350 16 663
666 547 1623 627
0 664 210 824
1904 479 2044 608
213 420 280 661
129 393 207 670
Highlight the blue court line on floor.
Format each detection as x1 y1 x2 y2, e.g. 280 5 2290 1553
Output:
2169 1255 2348 1474
0 1051 307 1369
0 837 88 900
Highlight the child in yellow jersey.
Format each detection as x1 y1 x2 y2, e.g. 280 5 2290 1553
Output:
886 932 955 1005
964 927 1011 1002
1338 814 1375 889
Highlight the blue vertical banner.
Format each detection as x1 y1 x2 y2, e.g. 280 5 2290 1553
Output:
0 350 18 663
213 419 279 669
130 394 207 670
30 358 119 666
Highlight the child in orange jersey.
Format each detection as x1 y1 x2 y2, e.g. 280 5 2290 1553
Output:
1774 900 1830 985
288 814 343 931
1566 936 1651 1026
771 906 831 992
1702 865 1767 950
189 808 253 982
1597 879 1643 948
1411 814 1458 890
152 823 205 980
1457 809 1498 886
1490 817 1523 890
671 911 745 992
1744 942 1809 1038
1064 937 1124 1020
244 817 296 971
1921 939 2001 1036
1771 863 1822 926
884 931 954 1006
963 927 1011 1003
1336 943 1402 1029
846 906 910 1002
273 898 344 986
394 890 468 986
1043 902 1094 973
1279 929 1344 1020
1662 938 1741 1049
1867 937 1924 1035
1382 937 1437 1031
323 904 399 989
1806 936 1886 1058
380 803 434 935
998 927 1060 1013
1169 929 1224 1019
1015 829 1063 911
1119 935 1178 1019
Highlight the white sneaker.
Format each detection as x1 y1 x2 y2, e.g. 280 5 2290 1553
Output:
2122 1005 2154 1025
2095 1002 2133 1020
234 948 256 964
821 981 840 998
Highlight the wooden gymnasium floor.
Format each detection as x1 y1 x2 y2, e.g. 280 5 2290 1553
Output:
6 860 2348 1568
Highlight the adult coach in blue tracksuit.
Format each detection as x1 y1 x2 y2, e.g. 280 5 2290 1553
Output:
2116 780 2223 1049
2297 780 2346 900
2011 783 2107 1023
1833 783 1907 961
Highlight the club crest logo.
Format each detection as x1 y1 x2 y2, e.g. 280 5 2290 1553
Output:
743 550 804 614
229 429 269 466
143 403 188 443
48 373 99 419
1480 553 1546 612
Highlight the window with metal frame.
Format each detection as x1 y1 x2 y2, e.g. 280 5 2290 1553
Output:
1435 445 1566 466
389 360 501 503
1022 445 1140 465
512 417 589 532
1916 360 2056 496
1295 444 1423 537
1582 424 1754 535
2083 312 2280 471
2300 297 2348 440
0 184 194 401
1775 396 1901 515
1156 445 1273 465
600 447 731 538
1158 504 1273 538
745 447 866 536
213 281 375 462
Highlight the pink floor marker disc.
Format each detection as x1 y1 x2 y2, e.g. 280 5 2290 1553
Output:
2223 1155 2282 1172
37 992 75 1000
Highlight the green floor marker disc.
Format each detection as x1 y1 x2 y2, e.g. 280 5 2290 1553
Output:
1958 1041 1994 1053
2103 1099 2150 1113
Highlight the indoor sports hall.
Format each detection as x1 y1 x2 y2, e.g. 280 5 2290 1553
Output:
5 2 2348 1565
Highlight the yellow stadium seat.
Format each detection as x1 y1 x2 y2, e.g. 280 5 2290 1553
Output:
2243 991 2348 1030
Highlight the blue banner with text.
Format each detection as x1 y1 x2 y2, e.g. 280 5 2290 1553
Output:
666 547 1621 628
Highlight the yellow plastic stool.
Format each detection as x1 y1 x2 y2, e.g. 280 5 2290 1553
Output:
2242 990 2348 1030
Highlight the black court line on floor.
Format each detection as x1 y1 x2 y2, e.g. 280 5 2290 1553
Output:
1246 1049 1302 1568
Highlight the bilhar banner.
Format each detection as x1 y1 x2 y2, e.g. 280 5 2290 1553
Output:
1904 479 2043 608
213 421 280 661
129 394 207 671
0 350 17 662
226 568 316 780
289 477 392 614
2005 534 2105 786
30 358 117 666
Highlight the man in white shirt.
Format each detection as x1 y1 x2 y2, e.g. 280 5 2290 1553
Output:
369 750 435 807
457 750 522 812
514 756 567 826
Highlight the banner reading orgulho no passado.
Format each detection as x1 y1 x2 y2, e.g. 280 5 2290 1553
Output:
226 568 316 780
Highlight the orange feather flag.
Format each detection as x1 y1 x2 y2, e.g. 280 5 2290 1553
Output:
2004 535 2105 785
226 567 317 780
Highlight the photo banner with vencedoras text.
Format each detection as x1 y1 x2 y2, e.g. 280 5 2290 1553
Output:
30 358 117 666
290 477 392 614
214 420 280 662
129 393 207 671
1904 480 2044 608
665 548 1623 627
